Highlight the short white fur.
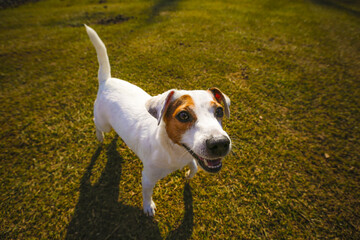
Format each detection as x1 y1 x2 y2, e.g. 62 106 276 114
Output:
85 25 231 216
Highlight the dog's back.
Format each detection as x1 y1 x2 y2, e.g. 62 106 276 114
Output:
85 25 155 148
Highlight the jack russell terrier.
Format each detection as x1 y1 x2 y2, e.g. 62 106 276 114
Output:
85 25 231 216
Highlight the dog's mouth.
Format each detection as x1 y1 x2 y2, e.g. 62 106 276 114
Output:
182 144 222 173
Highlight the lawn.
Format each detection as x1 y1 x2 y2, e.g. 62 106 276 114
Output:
1 0 359 239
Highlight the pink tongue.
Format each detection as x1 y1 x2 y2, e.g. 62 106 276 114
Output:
207 159 221 166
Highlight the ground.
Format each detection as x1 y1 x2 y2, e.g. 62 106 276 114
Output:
0 0 359 239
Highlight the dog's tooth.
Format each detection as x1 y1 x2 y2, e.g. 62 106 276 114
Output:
208 161 221 169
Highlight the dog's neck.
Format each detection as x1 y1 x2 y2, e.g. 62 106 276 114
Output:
156 121 191 168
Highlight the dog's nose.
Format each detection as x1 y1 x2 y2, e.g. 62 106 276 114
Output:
206 136 230 156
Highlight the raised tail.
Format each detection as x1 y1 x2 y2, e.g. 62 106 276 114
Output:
85 24 111 83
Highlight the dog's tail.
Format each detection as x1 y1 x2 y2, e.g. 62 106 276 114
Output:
85 24 111 83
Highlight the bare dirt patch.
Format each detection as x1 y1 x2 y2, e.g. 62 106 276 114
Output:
97 14 134 25
0 0 40 9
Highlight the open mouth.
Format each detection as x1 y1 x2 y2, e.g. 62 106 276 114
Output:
182 144 223 173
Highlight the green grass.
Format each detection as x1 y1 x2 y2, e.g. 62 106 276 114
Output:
1 0 359 239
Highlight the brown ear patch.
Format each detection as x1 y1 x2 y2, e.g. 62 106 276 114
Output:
163 95 197 144
208 87 230 118
157 90 175 125
208 87 224 104
210 100 223 108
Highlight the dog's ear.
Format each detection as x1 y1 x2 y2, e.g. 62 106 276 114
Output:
145 90 175 125
208 87 231 118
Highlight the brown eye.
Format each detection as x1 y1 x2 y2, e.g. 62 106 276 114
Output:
176 111 191 122
215 107 224 118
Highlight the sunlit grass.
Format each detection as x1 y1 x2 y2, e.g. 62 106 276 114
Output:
1 0 359 238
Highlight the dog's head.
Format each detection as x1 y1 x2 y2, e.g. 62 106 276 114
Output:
145 87 231 173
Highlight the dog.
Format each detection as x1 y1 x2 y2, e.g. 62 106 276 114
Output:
85 25 231 216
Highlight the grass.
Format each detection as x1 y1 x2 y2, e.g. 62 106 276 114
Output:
1 0 359 239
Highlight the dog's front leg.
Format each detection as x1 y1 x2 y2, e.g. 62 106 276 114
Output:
186 159 198 179
142 169 159 217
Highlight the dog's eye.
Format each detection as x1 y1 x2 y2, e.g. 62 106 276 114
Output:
176 111 191 122
215 107 224 118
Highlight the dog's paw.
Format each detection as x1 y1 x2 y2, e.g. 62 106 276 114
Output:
185 169 196 180
96 129 104 142
143 200 156 217
185 160 198 179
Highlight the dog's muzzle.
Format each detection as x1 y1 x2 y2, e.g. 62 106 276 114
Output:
182 139 229 173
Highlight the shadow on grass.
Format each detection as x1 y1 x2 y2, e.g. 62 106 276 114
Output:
310 0 360 17
66 136 161 239
66 136 194 239
166 182 194 240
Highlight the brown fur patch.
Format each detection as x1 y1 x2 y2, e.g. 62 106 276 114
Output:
210 100 224 125
164 95 197 144
210 100 223 109
208 87 230 118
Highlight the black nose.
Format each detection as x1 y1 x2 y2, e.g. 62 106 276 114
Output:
206 136 230 156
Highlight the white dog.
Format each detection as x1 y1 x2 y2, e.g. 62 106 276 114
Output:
85 25 231 216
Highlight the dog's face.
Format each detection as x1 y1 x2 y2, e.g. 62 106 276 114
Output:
146 88 231 173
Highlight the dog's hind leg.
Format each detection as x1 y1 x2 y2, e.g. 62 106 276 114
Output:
94 116 110 143
185 159 198 179
96 127 104 142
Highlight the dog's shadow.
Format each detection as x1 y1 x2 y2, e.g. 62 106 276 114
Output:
66 136 194 240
